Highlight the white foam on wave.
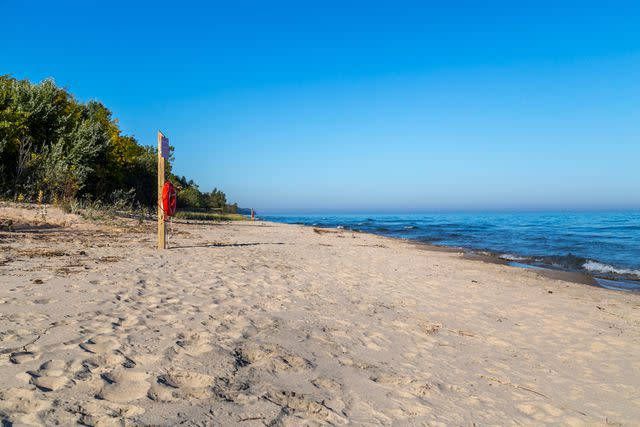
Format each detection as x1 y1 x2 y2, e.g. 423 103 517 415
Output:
499 254 528 261
583 261 640 277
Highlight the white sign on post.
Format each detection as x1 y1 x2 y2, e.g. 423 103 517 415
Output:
161 136 170 158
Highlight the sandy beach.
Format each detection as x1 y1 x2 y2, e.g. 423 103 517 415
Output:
1 203 639 426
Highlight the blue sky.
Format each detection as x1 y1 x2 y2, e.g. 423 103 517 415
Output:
3 1 639 212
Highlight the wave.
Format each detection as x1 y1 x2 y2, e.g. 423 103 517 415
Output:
583 261 640 277
537 254 589 271
499 254 528 261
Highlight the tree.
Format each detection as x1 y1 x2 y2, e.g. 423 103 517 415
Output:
207 188 227 210
0 75 239 211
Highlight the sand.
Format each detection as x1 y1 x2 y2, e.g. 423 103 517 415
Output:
1 203 639 426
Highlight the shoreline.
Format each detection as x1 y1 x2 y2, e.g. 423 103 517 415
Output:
285 221 640 292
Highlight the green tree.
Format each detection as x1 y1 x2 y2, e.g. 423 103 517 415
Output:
207 188 227 210
0 75 239 211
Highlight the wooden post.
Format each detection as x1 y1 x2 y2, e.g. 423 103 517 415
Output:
157 131 166 250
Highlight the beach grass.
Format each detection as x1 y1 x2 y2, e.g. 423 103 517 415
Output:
174 210 246 221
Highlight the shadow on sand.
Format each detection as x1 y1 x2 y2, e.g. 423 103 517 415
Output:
168 242 285 249
0 223 64 234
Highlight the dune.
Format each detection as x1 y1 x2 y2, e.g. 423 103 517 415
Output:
0 203 639 425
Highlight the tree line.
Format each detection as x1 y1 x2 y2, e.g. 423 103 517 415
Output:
0 75 237 212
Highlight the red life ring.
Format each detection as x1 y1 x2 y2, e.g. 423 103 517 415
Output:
162 181 177 217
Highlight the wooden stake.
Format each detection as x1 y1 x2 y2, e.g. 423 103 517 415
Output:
157 131 166 250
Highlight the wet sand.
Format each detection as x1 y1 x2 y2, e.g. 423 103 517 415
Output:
1 203 639 425
461 252 599 286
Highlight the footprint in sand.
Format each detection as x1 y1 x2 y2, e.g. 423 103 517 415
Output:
157 371 213 389
112 316 140 330
156 371 214 399
10 351 39 365
0 387 52 425
369 373 433 399
29 359 70 391
312 376 343 393
147 383 174 402
76 399 145 426
175 331 213 355
238 343 314 372
98 369 150 403
32 298 57 305
265 390 348 425
80 335 120 354
82 353 126 371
